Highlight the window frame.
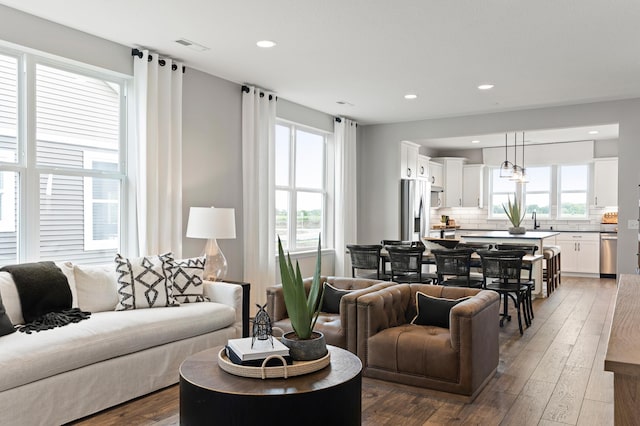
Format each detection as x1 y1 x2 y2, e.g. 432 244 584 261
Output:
83 151 121 250
523 166 552 218
275 119 330 253
488 167 518 219
557 163 590 219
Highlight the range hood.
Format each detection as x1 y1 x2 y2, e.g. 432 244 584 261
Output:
431 185 444 193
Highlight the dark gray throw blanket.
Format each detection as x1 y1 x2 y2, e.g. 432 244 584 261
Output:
0 261 91 334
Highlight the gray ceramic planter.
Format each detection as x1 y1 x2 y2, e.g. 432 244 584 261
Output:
281 331 328 361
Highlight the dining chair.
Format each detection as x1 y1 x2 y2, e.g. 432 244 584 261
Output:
431 248 483 288
386 245 433 284
346 244 388 280
495 243 537 320
380 239 413 247
478 250 532 335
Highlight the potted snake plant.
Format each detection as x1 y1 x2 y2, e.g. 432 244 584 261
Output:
503 194 526 234
277 235 327 361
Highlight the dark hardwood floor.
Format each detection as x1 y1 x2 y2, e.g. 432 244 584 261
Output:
71 276 616 426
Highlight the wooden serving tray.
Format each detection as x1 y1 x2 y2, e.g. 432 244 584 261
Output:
217 348 331 379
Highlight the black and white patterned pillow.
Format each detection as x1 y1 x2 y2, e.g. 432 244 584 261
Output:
114 253 179 310
172 257 207 303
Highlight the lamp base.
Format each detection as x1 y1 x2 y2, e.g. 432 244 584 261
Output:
203 239 228 281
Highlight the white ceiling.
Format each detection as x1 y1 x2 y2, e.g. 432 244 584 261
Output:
1 1 638 136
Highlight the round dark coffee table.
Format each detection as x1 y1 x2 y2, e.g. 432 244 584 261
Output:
179 345 362 426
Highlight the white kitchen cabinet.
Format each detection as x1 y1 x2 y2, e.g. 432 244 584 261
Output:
433 157 465 208
429 161 443 187
554 232 600 275
429 161 444 208
462 164 485 208
400 141 419 179
417 155 430 180
593 158 618 207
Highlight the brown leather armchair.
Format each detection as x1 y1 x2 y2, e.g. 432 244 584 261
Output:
266 276 395 352
356 284 500 401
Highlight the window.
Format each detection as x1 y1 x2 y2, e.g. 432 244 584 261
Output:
558 164 589 218
489 168 517 218
0 47 127 266
83 152 120 250
275 121 328 251
523 166 551 216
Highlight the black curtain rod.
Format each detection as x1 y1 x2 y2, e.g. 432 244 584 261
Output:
131 48 186 73
335 117 358 127
241 85 277 101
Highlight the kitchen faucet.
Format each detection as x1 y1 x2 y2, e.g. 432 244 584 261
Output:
532 211 540 230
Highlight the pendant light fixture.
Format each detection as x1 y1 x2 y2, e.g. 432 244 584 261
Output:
510 132 523 181
499 133 514 178
517 131 528 183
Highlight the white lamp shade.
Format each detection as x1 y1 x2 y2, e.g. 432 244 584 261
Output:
186 207 236 240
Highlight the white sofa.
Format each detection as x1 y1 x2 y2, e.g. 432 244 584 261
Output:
0 262 243 426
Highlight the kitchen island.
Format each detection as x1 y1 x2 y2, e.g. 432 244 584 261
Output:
459 230 560 297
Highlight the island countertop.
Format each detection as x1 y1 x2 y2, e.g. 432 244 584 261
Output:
459 230 560 239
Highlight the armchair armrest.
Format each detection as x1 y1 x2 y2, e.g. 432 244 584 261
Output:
356 284 411 364
204 280 243 337
449 289 500 391
266 285 287 322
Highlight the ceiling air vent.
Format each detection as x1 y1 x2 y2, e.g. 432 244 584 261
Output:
175 39 210 52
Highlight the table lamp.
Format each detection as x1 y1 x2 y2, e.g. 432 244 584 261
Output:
186 206 236 281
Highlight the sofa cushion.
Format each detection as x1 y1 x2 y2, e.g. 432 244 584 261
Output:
322 282 352 314
411 292 470 328
114 253 179 310
0 301 236 392
172 257 206 303
0 272 23 325
0 292 15 337
74 264 119 313
367 323 458 382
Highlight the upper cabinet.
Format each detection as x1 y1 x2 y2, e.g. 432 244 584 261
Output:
433 157 465 208
400 141 420 179
429 161 443 187
593 158 618 207
417 155 430 180
462 164 485 208
429 161 444 208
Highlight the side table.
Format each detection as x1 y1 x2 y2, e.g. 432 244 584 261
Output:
179 345 362 426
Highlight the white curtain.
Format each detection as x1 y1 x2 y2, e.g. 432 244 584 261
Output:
132 50 183 257
242 86 277 307
334 117 358 276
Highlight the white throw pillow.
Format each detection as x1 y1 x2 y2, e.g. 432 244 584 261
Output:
0 272 24 325
172 257 207 303
114 253 179 310
56 261 78 308
74 264 119 312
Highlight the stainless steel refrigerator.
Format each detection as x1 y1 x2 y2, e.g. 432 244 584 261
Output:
400 179 431 241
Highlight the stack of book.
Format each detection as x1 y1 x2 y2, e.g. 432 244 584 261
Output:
225 337 293 367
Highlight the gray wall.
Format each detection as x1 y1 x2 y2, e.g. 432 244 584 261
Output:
0 5 131 76
359 99 640 275
181 69 244 279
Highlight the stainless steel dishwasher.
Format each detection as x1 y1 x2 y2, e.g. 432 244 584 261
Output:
600 232 617 278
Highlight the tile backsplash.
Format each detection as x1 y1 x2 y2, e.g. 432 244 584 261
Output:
430 206 610 232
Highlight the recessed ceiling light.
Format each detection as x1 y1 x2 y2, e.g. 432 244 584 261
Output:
588 130 599 135
471 140 480 144
256 40 276 48
404 94 418 100
477 84 495 90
